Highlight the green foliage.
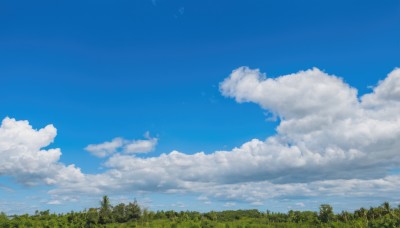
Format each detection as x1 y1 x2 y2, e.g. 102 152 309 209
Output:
125 199 141 221
99 195 113 224
319 204 334 223
1 197 400 227
112 203 126 223
86 208 99 227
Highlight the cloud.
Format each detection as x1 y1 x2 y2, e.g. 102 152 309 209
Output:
46 67 400 205
296 202 305 207
0 184 14 193
3 67 400 207
85 138 124 158
196 175 400 204
178 7 184 15
47 200 61 205
171 202 185 208
0 117 84 186
362 68 400 107
219 67 400 179
174 7 185 19
220 67 359 119
224 202 236 207
85 132 157 157
123 132 158 154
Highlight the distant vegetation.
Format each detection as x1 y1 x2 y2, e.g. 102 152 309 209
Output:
1 196 400 227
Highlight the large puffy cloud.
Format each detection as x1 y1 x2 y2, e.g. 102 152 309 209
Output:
0 117 84 186
362 68 400 107
219 67 400 177
220 67 359 119
48 67 400 204
4 67 400 206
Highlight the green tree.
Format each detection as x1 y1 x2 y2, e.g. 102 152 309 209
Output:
319 204 334 223
99 195 113 224
382 202 392 216
355 207 368 220
126 199 141 221
112 203 126 223
85 208 99 227
0 212 9 227
338 210 353 222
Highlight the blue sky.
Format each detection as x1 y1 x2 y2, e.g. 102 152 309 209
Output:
1 0 400 214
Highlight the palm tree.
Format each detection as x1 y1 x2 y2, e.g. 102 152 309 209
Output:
382 202 391 216
319 204 334 223
99 195 113 224
100 196 111 211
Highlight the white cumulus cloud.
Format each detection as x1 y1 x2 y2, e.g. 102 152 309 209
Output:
0 117 84 186
47 67 400 205
3 67 400 207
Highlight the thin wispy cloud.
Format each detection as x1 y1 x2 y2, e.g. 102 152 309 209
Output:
85 132 158 158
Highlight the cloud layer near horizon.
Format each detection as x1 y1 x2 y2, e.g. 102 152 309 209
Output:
1 67 400 205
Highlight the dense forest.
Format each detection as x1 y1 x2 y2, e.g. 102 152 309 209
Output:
1 196 399 227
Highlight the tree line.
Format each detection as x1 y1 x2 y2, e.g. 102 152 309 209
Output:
1 196 400 227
